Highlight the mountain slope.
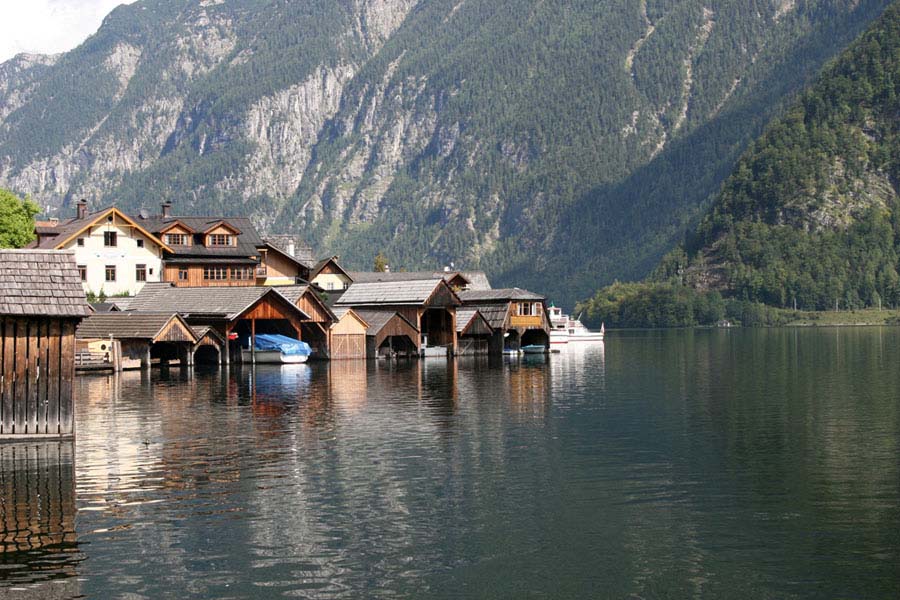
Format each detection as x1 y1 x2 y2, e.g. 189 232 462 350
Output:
583 0 900 319
0 0 892 306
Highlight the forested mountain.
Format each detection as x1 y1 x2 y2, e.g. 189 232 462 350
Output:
579 1 900 326
661 0 900 307
0 0 892 306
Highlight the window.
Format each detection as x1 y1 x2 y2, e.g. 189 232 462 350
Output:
136 239 144 248
231 267 252 281
327 281 335 290
76 238 85 247
203 267 228 281
135 264 147 282
519 302 539 316
178 268 188 281
104 231 117 247
165 233 189 246
207 234 231 246
105 265 116 282
77 265 86 281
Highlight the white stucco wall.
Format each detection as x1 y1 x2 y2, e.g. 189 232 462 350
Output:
313 273 351 291
63 223 163 297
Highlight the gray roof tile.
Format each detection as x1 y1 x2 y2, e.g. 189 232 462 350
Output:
0 250 91 317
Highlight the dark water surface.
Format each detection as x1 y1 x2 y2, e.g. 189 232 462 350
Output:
2 328 899 598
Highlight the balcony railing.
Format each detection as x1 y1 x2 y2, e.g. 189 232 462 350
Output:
256 266 268 278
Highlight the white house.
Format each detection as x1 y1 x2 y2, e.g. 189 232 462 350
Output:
33 201 171 297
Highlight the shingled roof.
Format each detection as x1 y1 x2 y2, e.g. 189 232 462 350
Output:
128 283 309 321
336 279 458 306
347 270 492 289
132 215 264 259
460 303 509 330
457 288 545 302
76 312 198 342
0 250 91 318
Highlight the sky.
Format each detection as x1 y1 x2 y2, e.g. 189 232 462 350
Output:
0 0 137 63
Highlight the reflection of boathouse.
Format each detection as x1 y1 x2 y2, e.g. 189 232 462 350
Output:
0 250 91 439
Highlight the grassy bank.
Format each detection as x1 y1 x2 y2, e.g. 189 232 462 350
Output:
779 308 900 327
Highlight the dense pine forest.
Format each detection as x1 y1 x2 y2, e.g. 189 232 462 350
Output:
579 1 900 327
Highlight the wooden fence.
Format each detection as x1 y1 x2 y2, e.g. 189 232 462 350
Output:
0 317 76 438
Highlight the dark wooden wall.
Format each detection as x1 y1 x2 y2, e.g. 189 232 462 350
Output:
1 317 76 438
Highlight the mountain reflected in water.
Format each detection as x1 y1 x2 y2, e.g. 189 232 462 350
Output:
1 330 899 598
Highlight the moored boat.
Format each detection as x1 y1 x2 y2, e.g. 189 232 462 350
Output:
242 334 313 364
521 344 547 354
548 305 604 344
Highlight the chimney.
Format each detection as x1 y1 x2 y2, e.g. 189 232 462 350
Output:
287 239 295 257
76 199 88 220
161 201 172 218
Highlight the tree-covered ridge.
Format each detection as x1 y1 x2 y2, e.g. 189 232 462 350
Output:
0 0 892 308
579 1 900 325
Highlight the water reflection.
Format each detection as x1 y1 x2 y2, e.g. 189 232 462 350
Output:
0 442 80 597
3 331 899 598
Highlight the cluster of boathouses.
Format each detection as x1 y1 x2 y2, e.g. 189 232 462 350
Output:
15 200 553 372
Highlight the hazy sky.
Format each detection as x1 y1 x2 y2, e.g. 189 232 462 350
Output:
0 0 137 63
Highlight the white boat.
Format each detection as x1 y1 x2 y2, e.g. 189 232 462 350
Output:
548 306 604 344
242 334 312 364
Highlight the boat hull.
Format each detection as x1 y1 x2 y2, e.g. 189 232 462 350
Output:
521 345 547 354
241 349 309 364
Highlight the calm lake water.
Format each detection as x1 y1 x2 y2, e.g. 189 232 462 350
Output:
2 328 899 599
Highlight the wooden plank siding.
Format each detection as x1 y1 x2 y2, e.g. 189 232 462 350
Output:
163 264 257 287
0 317 76 438
156 318 197 343
331 334 367 359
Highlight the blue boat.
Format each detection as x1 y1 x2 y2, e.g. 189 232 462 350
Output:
521 344 547 354
242 334 313 364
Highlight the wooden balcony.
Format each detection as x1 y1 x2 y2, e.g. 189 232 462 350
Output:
510 315 543 328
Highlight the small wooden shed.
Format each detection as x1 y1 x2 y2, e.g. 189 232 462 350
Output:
354 309 420 359
0 250 91 440
455 308 494 356
76 312 200 369
330 307 369 359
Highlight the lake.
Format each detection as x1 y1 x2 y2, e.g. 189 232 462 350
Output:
1 328 899 598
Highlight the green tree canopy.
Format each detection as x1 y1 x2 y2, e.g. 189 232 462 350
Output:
0 189 39 249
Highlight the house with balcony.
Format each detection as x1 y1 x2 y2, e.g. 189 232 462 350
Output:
457 288 551 353
31 200 171 297
132 202 303 288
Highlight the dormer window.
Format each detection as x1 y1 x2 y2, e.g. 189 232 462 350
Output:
207 234 232 247
165 233 188 246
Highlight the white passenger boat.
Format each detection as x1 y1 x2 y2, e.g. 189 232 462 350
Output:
548 306 604 344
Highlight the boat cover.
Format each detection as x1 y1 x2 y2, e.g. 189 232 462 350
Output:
252 334 312 356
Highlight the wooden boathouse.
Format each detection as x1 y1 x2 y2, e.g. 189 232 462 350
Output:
455 308 494 355
272 284 338 358
336 279 461 356
128 283 314 363
75 312 208 369
0 250 91 440
353 310 420 359
329 308 369 359
457 288 551 354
